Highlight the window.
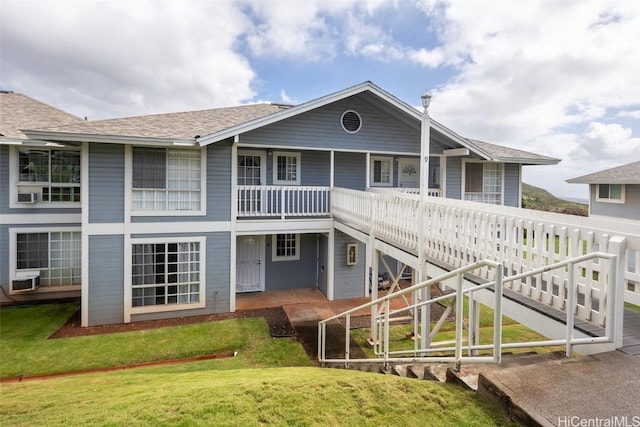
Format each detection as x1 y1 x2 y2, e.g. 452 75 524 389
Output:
15 231 81 287
370 156 393 187
464 162 502 205
132 241 202 308
17 148 81 203
272 234 300 261
597 184 625 203
132 147 202 213
272 152 300 185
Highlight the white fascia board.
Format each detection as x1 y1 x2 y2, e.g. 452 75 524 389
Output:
494 157 561 166
23 130 193 146
198 82 423 146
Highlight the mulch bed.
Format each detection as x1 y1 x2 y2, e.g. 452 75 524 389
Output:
49 306 296 339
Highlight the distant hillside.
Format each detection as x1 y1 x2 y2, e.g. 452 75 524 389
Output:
522 183 588 216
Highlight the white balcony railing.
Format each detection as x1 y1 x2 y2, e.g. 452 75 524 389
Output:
331 187 640 327
367 187 440 197
237 185 330 219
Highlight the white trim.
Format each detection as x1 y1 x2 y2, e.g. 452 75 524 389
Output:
0 214 81 224
440 155 447 197
230 139 238 311
9 146 82 209
327 228 334 300
330 150 335 188
272 151 301 185
123 145 133 323
443 148 470 157
271 233 301 261
128 236 207 316
518 164 523 208
365 152 371 189
370 155 394 187
83 221 232 236
461 159 504 205
235 235 266 293
238 143 418 157
236 219 333 234
596 183 626 204
81 141 89 326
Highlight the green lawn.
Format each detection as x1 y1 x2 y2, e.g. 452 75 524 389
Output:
0 366 515 426
0 303 311 378
1 303 516 426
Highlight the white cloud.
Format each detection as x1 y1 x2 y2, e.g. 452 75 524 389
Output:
0 0 256 119
279 89 295 104
618 110 640 119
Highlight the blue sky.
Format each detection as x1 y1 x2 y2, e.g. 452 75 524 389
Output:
2 0 639 199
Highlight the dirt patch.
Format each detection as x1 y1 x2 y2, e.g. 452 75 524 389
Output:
49 307 295 339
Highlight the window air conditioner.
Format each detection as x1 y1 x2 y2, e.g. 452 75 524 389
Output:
11 272 41 292
17 192 39 203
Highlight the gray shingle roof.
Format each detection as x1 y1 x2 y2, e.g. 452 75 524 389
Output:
36 103 288 140
566 160 640 184
0 92 82 139
468 139 560 165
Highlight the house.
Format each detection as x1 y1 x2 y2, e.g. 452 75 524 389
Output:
0 82 559 326
567 160 640 223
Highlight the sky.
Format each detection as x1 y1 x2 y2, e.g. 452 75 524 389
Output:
2 0 639 200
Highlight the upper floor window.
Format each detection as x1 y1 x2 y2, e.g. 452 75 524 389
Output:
131 147 203 214
464 162 502 205
597 184 625 203
370 156 393 187
17 148 80 203
273 151 300 185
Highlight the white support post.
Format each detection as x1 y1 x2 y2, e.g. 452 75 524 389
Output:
365 152 371 189
608 235 627 348
330 150 335 189
80 141 90 327
419 91 431 352
230 137 239 312
327 228 335 301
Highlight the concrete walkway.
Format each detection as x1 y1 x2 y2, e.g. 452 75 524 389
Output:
478 351 640 426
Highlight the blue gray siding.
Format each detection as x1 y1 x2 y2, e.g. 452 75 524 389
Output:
132 232 231 322
206 142 231 221
335 152 366 190
318 234 329 296
265 233 318 290
590 184 640 221
504 164 521 207
241 96 420 153
333 230 366 299
262 150 330 186
0 145 9 214
446 157 462 199
89 143 124 223
88 235 124 326
0 225 8 290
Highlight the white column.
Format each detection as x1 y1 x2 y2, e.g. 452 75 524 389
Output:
230 137 239 311
418 92 432 349
330 150 335 188
81 141 90 327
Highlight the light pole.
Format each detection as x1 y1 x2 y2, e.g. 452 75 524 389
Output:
418 90 431 351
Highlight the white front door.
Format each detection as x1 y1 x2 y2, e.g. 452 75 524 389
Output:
398 158 419 188
236 235 265 293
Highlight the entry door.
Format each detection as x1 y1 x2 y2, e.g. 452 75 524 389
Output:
236 236 264 293
238 151 266 214
399 158 419 188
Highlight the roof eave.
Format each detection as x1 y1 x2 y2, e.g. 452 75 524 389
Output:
494 157 561 166
23 130 195 146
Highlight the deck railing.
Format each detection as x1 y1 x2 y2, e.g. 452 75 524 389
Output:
331 187 640 327
237 185 330 218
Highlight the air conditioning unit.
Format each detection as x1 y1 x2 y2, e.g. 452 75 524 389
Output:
11 272 41 292
17 192 39 203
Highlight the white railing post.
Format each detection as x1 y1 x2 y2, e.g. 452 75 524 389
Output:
280 187 286 220
454 271 464 371
493 265 503 364
566 261 576 357
608 235 627 348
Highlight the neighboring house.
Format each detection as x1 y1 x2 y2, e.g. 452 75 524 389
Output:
0 82 559 326
567 160 640 223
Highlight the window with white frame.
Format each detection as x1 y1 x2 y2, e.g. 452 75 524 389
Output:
464 162 502 205
17 148 81 203
370 156 393 187
272 234 300 261
273 152 300 185
132 147 202 212
597 184 625 203
131 241 202 308
15 231 81 287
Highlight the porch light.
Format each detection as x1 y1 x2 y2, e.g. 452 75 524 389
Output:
421 91 431 112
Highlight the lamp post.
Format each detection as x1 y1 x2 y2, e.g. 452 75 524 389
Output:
418 90 432 352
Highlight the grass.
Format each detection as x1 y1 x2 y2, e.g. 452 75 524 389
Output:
1 303 517 426
352 298 562 358
0 367 515 426
0 303 311 378
625 302 640 313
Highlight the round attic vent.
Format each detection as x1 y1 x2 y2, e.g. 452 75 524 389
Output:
341 110 362 133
